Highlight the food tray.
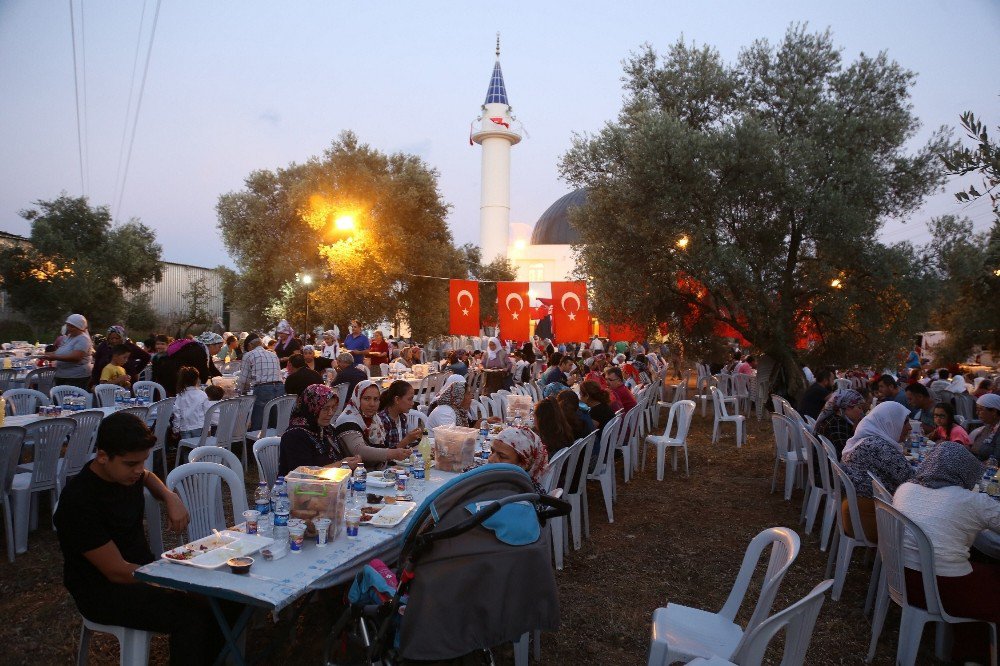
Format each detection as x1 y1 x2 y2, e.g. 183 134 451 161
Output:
364 471 395 488
360 501 417 528
161 531 274 569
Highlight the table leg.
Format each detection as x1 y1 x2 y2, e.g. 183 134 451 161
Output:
210 599 254 666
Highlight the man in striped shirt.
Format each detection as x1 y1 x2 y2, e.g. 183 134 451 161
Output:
239 334 285 431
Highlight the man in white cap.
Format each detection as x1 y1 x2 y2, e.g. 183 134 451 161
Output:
43 314 94 390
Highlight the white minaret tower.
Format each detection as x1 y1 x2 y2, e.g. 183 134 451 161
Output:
472 35 521 263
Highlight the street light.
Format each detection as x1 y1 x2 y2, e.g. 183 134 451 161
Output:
830 278 843 289
297 273 313 333
334 214 356 231
676 235 689 249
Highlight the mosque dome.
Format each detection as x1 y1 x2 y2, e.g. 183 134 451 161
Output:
529 188 588 245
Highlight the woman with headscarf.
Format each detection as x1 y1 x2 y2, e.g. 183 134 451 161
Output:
945 374 969 395
278 384 360 476
273 320 301 367
813 389 868 457
156 331 224 396
43 314 94 390
892 442 1000 663
90 325 151 388
628 354 651 385
488 426 549 494
481 336 512 394
970 393 1000 461
840 401 914 539
333 380 412 466
425 378 497 431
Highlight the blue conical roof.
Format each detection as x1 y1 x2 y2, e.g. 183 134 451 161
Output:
484 60 509 105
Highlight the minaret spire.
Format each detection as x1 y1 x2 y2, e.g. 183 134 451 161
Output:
496 32 500 58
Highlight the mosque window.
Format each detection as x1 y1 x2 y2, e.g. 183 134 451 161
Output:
528 264 544 281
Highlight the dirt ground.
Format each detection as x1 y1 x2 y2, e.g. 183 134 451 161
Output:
1 405 946 665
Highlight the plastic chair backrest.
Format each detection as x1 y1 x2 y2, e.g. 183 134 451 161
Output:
0 426 27 495
593 415 623 476
92 384 124 408
710 386 733 419
671 383 688 403
119 406 149 421
468 400 486 421
407 409 427 431
731 579 834 666
873 498 947 618
200 398 243 449
332 383 349 418
721 527 801 642
144 488 164 556
151 397 175 449
189 446 245 482
771 413 792 459
615 403 642 450
867 471 893 504
50 385 91 408
0 369 17 392
63 410 104 481
803 428 831 492
269 394 297 434
828 459 874 545
132 381 167 403
379 363 389 376
416 375 433 407
24 418 76 488
541 445 572 493
818 435 838 466
25 367 56 395
166 461 248 542
565 431 597 496
253 437 281 488
228 395 256 444
663 400 694 442
771 394 785 415
3 388 50 415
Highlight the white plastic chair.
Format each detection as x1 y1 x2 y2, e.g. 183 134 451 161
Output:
144 487 164 557
93 384 126 408
252 436 281 488
0 426 27 562
60 410 104 488
800 427 832 537
175 398 243 467
78 617 154 666
246 394 296 443
815 435 840 551
563 432 596 550
379 363 390 376
647 527 801 665
770 413 803 501
539 446 573 570
586 415 622 525
643 400 696 479
686 580 834 666
407 409 427 431
166 461 248 542
331 382 349 418
468 400 487 422
869 499 998 666
24 367 56 395
189 445 245 483
132 380 167 403
826 458 877 601
147 397 174 474
657 382 687 422
614 405 642 484
710 386 745 447
3 388 50 415
227 395 256 469
119 405 149 422
12 417 76 554
50 385 92 408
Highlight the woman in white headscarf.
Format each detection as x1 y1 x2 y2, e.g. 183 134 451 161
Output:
482 337 510 370
333 379 412 466
841 400 914 538
273 319 301 367
945 374 969 395
970 393 1000 461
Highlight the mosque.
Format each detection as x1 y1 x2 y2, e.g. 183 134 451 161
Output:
470 40 583 288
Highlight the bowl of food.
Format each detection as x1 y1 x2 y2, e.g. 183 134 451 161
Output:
227 556 254 574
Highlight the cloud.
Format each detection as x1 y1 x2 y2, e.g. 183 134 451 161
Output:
258 110 281 126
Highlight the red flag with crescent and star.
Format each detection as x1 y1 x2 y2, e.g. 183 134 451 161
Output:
550 281 590 342
496 281 530 341
449 279 480 336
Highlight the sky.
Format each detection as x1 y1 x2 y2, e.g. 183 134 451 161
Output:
1 0 998 268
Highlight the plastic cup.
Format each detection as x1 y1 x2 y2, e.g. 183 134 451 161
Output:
288 523 306 552
313 518 332 546
242 510 260 535
345 507 361 539
396 474 408 492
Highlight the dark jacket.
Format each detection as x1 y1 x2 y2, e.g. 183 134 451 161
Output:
90 340 151 387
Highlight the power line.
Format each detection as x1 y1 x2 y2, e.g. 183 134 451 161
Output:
112 0 149 220
114 0 162 222
68 0 85 196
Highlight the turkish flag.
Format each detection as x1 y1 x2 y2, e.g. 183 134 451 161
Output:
497 282 530 341
551 281 590 342
449 279 480 336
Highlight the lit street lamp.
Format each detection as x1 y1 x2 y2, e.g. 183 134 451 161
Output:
297 273 313 333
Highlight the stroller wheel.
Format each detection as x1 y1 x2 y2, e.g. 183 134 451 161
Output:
324 610 381 666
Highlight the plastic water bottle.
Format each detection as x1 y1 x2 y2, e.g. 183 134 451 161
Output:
273 490 291 542
353 464 367 494
271 476 286 513
254 481 270 516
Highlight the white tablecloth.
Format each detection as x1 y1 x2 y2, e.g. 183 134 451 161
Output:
135 470 459 613
4 406 119 429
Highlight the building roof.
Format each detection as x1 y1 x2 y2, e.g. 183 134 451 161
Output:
484 60 509 106
530 189 588 245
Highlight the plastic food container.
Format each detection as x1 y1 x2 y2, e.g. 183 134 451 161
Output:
285 466 352 541
432 425 478 472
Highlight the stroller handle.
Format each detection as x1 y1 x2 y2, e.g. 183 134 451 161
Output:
419 492 571 546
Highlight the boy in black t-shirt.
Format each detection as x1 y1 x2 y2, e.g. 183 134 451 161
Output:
54 412 228 665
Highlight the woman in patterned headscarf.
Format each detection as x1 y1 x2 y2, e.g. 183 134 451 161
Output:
488 426 550 492
333 380 412 466
892 442 1000 664
278 384 359 475
90 324 151 388
814 388 868 457
273 319 301 367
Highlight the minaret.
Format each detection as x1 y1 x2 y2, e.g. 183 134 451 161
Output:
472 34 521 263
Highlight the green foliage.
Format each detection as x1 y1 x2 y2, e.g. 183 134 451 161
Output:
171 276 216 337
940 111 1000 221
0 320 37 344
217 131 478 340
559 25 951 390
121 292 159 334
0 194 163 330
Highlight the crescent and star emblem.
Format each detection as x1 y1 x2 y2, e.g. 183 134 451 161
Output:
505 292 524 320
561 291 581 321
457 289 474 316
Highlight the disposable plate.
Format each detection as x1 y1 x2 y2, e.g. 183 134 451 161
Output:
161 531 274 569
360 501 417 528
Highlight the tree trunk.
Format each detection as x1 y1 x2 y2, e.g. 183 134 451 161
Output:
762 344 807 404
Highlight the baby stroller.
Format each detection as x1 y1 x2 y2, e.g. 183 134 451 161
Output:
325 463 571 665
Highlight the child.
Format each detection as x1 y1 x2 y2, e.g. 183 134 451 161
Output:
172 366 210 439
100 344 132 388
